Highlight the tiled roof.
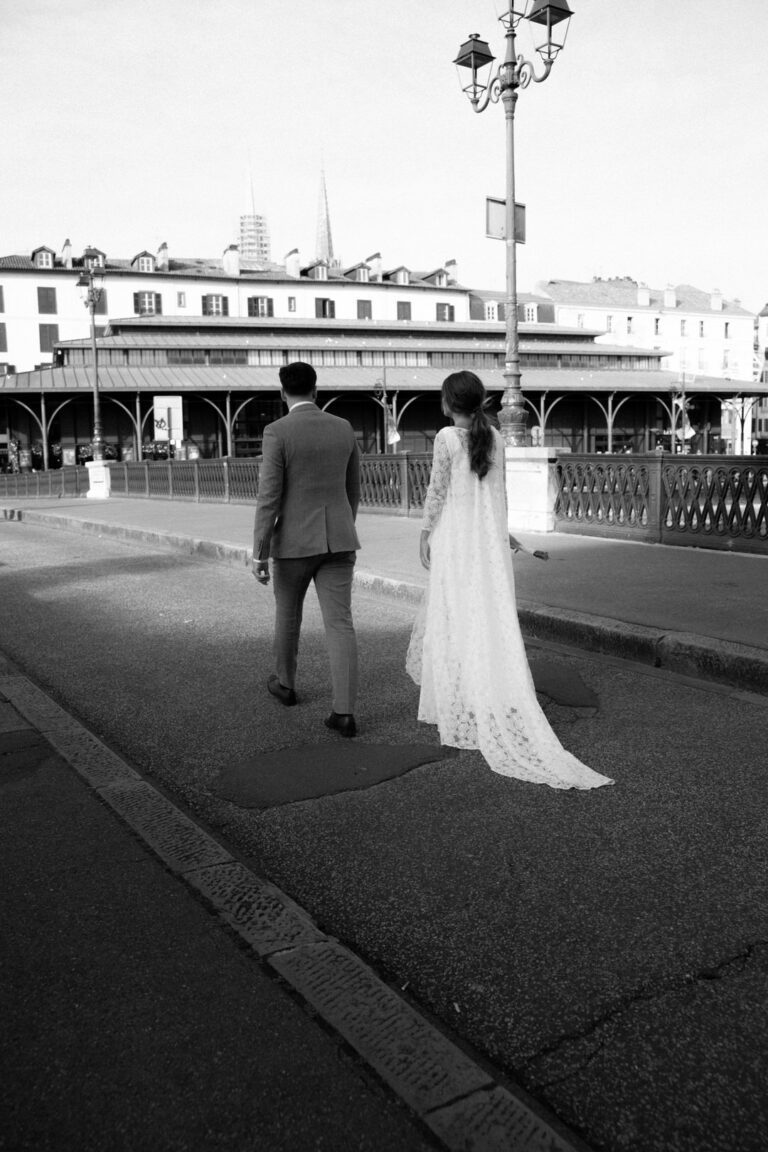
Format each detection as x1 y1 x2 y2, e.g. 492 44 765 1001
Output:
55 331 663 357
0 363 690 395
537 278 754 316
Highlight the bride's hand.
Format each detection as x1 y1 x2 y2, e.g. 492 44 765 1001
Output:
419 530 431 570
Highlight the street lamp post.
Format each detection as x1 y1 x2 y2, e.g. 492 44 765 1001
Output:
77 264 106 461
454 1 573 446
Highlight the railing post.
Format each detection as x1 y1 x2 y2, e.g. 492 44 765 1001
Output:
167 459 174 499
145 461 150 498
648 452 663 543
399 454 409 514
223 458 230 503
194 459 200 502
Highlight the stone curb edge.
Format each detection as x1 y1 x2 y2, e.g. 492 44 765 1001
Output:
0 659 590 1152
7 504 767 694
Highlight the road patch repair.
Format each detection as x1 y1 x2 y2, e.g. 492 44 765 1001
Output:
1 658 588 1152
211 742 459 808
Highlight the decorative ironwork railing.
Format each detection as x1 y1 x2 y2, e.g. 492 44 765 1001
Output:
0 466 89 499
554 453 768 553
554 456 658 539
4 453 767 554
104 455 432 513
661 459 768 548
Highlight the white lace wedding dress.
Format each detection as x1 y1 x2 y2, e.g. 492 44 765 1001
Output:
406 426 614 790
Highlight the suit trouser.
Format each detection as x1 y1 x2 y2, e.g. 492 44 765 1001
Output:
272 550 358 714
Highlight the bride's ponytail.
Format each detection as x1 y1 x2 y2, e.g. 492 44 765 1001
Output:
442 371 495 479
468 403 494 480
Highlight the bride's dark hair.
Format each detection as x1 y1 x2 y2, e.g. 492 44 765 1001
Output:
442 371 495 479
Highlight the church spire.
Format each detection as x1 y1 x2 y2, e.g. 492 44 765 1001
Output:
315 165 334 265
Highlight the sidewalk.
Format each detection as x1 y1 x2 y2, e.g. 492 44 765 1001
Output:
3 496 768 693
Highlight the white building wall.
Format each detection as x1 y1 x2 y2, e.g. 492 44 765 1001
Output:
553 303 754 384
0 270 470 373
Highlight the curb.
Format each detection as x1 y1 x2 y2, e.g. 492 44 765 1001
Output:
6 505 768 695
0 657 590 1152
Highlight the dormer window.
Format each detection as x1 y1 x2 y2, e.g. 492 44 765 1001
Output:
131 251 155 273
435 272 447 288
485 302 498 321
356 267 369 283
34 248 54 269
394 268 410 286
83 247 105 270
315 265 328 281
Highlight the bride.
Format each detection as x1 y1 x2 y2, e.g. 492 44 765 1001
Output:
406 371 613 790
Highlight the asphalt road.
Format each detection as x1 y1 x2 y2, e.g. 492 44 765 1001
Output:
2 521 768 1152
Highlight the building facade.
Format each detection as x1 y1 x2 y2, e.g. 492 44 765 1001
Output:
531 277 758 454
2 244 765 470
0 240 467 376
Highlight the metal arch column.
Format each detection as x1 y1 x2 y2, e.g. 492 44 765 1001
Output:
105 396 140 451
7 398 45 460
40 393 48 470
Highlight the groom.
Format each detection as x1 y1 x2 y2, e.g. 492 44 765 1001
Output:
252 361 361 737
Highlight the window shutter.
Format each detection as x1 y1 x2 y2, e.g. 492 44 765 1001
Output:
266 298 274 317
133 293 141 315
202 295 209 316
95 290 108 315
222 296 229 316
154 293 162 315
247 297 256 317
0 322 7 353
315 298 324 318
0 286 4 312
37 287 57 314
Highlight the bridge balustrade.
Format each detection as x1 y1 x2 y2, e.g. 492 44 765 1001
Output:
2 453 767 553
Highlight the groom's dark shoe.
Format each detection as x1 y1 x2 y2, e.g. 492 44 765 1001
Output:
267 675 297 707
324 712 357 738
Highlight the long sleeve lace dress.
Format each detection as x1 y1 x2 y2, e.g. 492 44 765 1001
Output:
405 426 613 790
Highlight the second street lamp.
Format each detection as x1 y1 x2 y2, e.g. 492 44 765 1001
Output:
455 0 573 447
77 263 106 462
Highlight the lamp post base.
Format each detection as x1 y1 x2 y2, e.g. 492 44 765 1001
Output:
85 459 112 500
503 445 557 533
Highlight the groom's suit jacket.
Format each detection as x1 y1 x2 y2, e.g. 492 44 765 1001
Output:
253 404 361 561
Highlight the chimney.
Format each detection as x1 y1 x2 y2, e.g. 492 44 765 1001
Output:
366 252 383 282
445 258 459 286
710 288 723 311
222 244 240 277
60 238 72 269
284 248 301 278
637 282 650 307
156 241 169 271
663 285 677 309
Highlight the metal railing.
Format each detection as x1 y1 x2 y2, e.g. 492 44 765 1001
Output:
553 453 768 554
0 466 89 499
4 452 767 554
104 454 432 513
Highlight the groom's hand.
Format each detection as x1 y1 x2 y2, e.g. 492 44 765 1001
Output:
252 558 270 585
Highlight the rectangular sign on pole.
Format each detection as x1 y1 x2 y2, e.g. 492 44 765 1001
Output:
485 197 526 243
152 395 183 442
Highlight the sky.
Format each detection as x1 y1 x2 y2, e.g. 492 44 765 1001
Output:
2 0 767 310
